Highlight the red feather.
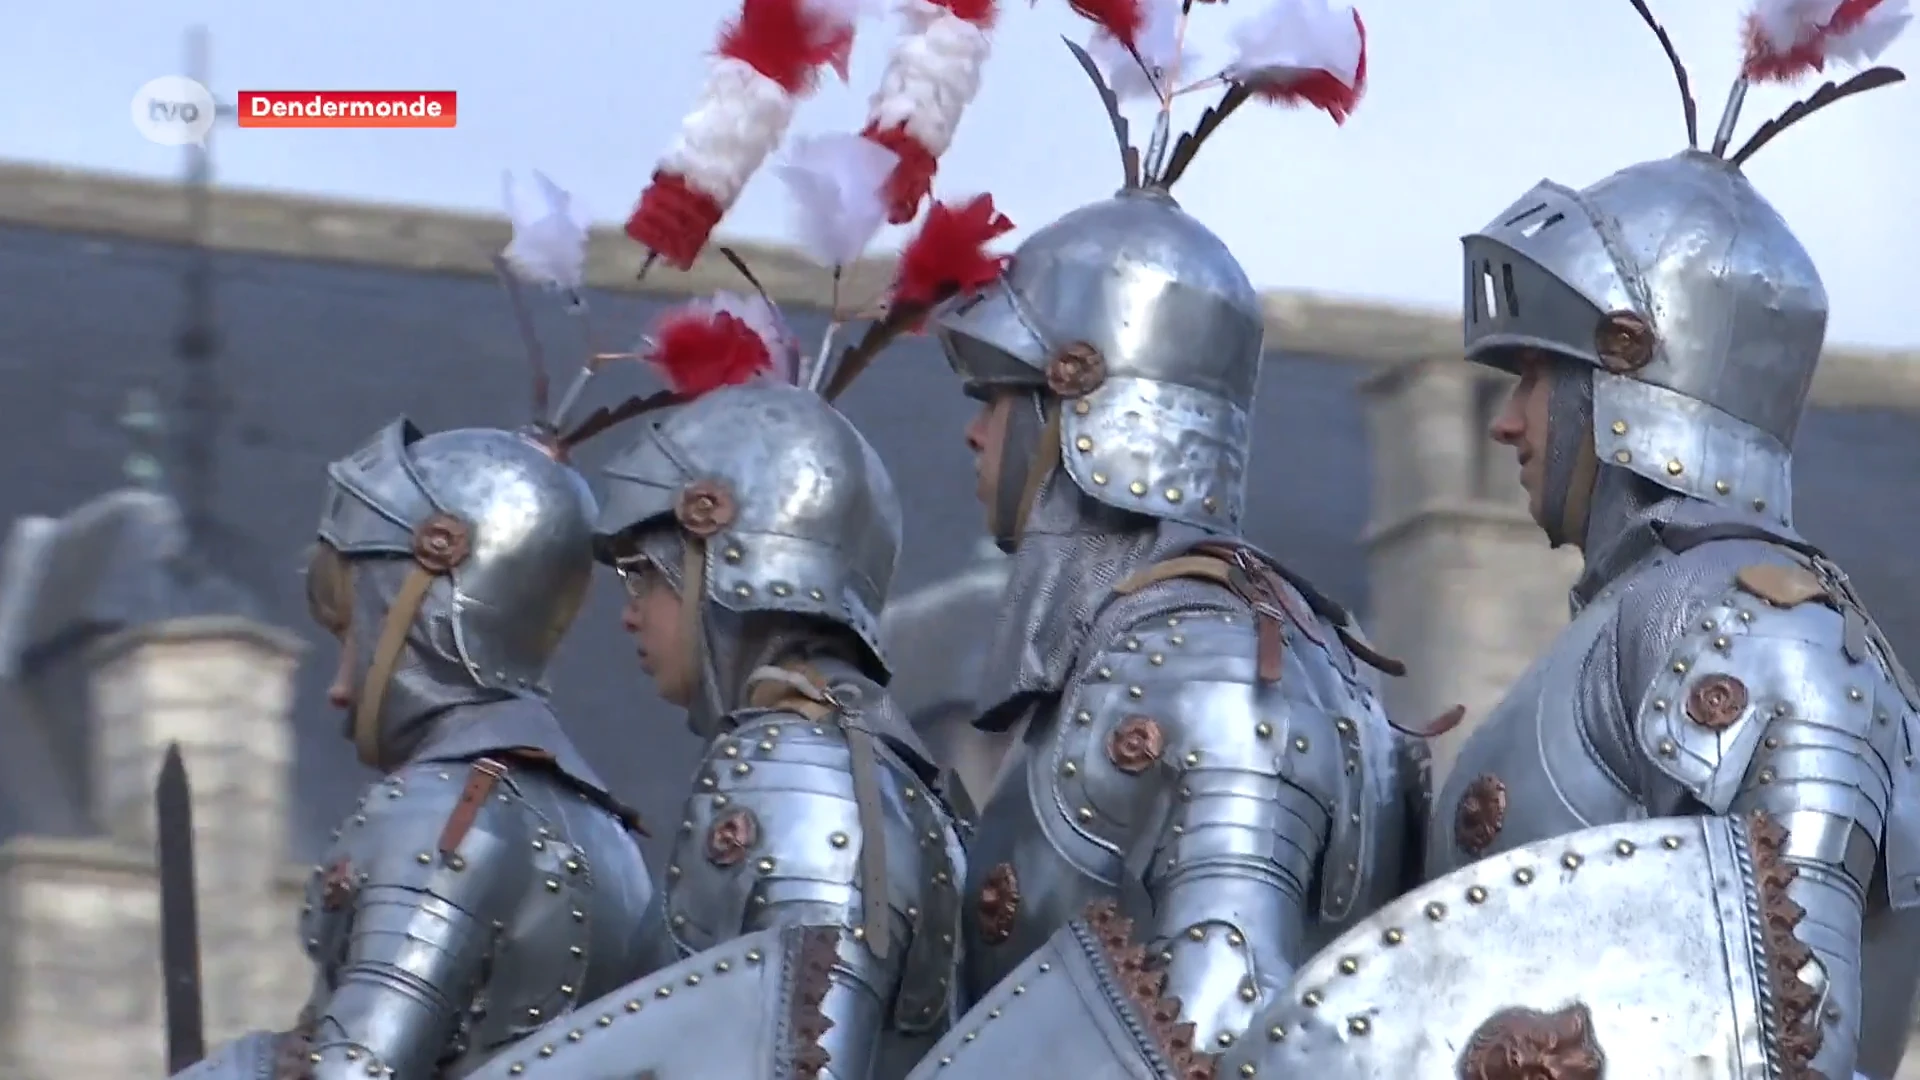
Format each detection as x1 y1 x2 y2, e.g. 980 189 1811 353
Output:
1254 9 1369 124
1742 0 1895 81
892 195 1016 319
644 306 774 397
1060 0 1143 50
935 0 998 24
718 0 857 93
860 122 941 224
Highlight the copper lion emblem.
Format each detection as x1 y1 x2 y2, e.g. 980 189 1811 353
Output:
1454 773 1509 857
1046 341 1107 398
705 807 760 868
411 512 472 574
975 862 1022 946
1107 715 1166 776
675 479 736 538
1458 1003 1605 1080
1593 309 1656 374
1685 673 1750 731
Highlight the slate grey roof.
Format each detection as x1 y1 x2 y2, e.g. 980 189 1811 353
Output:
2 219 1917 863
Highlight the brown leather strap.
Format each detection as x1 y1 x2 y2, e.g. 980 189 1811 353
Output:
352 564 438 769
1558 424 1601 546
1009 402 1062 544
1113 548 1288 682
437 757 509 857
678 539 708 694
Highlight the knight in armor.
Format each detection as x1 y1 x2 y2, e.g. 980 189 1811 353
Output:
1219 5 1918 1078
452 6 1022 1068
895 6 1432 1076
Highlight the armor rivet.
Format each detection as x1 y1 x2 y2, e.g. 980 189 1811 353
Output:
508 1067 522 1075
1092 471 1109 486
567 1030 582 1043
1076 710 1093 724
733 584 751 598
596 1014 612 1027
926 829 941 842
1424 902 1446 921
723 744 740 758
1241 1066 1257 1077
1097 667 1113 680
734 763 750 776
935 871 950 883
1713 636 1730 651
1335 718 1353 735
311 1053 324 1065
1849 688 1864 701
625 1000 640 1011
572 908 585 921
1652 699 1668 711
531 838 546 850
1074 400 1091 416
1292 736 1309 752
1825 1005 1841 1022
1610 420 1628 435
812 726 825 735
1657 738 1676 757
1764 736 1780 749
1127 685 1144 699
1125 637 1141 651
1129 480 1148 496
345 1050 361 1061
1203 497 1218 513
415 852 430 864
1672 661 1688 673
757 740 774 752
527 1008 541 1020
672 914 687 927
1269 1025 1286 1041
1013 984 1026 994
756 857 775 873
1239 984 1257 1002
989 1008 1002 1019
1662 836 1682 849
1037 962 1051 972
545 878 561 891
700 777 716 790
1758 768 1775 784
1753 498 1768 512
354 815 366 825
830 831 850 848
1338 957 1359 975
1184 751 1200 766
564 859 581 873
1562 853 1583 870
1700 619 1715 631
1149 653 1165 665
1614 450 1631 464
1165 488 1182 503
1301 990 1322 1007
941 1057 953 1066
771 583 791 597
570 945 583 957
1513 868 1534 885
1666 459 1684 476
1773 703 1788 717
964 1033 977 1042
686 973 701 986
1879 712 1890 725
724 547 743 563
1075 435 1094 452
1161 950 1175 963
1216 1032 1234 1047
1187 926 1206 941
1715 480 1731 495
1062 762 1077 777
656 986 671 998
1255 722 1273 738
716 959 732 972
448 854 466 871
1383 927 1405 945
808 588 826 601
747 949 763 963
1077 807 1094 822
1467 885 1489 904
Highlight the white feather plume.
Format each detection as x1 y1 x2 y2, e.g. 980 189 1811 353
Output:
500 171 590 292
1223 0 1364 91
1828 0 1912 64
1748 0 1911 67
660 57 800 210
1089 0 1200 101
867 0 993 155
776 132 899 268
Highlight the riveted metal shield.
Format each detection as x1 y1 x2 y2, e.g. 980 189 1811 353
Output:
1217 814 1819 1080
904 904 1217 1080
593 382 902 673
463 924 842 1080
168 1030 289 1079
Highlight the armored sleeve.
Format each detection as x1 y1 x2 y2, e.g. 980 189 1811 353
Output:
666 710 964 1080
1082 608 1386 1052
299 760 536 1078
1626 550 1916 1077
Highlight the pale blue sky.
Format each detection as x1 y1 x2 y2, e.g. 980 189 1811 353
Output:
5 0 1916 346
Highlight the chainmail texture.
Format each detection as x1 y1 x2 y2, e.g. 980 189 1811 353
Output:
974 467 1205 726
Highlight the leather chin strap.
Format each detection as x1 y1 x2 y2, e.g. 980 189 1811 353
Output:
1555 427 1601 549
744 662 894 960
986 399 1061 549
677 538 708 703
351 564 439 770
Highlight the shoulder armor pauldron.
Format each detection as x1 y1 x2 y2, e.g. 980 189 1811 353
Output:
667 707 963 1034
1634 562 1920 904
303 758 612 1044
1053 604 1392 921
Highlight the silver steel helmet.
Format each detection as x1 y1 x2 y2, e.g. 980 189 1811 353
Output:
932 187 1265 536
1460 0 1909 538
592 381 903 678
317 418 598 763
1463 151 1823 528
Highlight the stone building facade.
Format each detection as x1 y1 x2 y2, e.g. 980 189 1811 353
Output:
0 162 1916 1077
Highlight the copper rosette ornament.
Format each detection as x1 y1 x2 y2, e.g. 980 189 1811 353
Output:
412 512 472 573
1046 341 1107 398
675 478 737 538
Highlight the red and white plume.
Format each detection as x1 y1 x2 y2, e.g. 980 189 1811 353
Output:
1742 0 1912 82
859 0 999 224
890 194 1015 317
1065 0 1145 51
1089 0 1204 100
626 0 869 270
1224 0 1368 122
642 292 799 397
